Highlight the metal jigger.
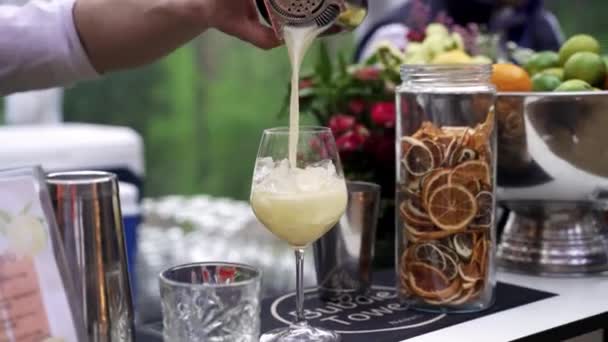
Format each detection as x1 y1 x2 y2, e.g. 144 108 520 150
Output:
313 181 380 299
47 171 135 341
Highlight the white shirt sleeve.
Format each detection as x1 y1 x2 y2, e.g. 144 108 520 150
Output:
0 0 98 95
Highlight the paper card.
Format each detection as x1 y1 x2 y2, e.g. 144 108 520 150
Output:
0 167 81 342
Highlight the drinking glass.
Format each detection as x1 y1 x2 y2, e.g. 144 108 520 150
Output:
250 127 347 342
159 262 261 342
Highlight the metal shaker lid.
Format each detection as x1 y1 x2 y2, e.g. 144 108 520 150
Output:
47 171 118 199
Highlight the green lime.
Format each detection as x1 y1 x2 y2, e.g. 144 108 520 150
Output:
541 67 564 81
532 73 562 91
555 79 593 92
524 51 559 75
564 52 606 86
559 34 601 65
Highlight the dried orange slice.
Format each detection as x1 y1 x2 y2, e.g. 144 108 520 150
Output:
422 169 450 207
477 238 490 278
424 288 463 305
452 233 474 261
427 184 477 231
449 160 491 187
408 191 426 213
416 122 444 138
400 201 433 229
405 224 456 241
458 260 482 283
450 287 476 305
443 138 459 166
440 249 459 281
407 262 461 300
414 243 447 268
422 138 444 167
471 191 494 229
449 147 478 166
402 137 435 176
405 172 423 192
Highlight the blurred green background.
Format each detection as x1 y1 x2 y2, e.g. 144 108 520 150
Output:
2 0 606 200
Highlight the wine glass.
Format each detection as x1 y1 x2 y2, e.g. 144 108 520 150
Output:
250 126 347 342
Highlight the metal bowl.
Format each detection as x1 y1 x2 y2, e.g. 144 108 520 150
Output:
496 91 608 275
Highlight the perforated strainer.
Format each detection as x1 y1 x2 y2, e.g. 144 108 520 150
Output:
257 0 346 34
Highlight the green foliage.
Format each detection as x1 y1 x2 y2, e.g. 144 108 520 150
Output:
64 45 201 196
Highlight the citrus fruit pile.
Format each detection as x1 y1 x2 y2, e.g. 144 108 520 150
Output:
492 34 608 92
399 23 492 65
398 116 494 306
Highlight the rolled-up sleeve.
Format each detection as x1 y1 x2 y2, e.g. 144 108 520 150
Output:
0 0 98 95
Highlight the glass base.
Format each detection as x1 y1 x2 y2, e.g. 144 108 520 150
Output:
260 322 340 342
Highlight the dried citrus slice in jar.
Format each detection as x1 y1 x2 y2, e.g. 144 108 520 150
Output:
449 147 478 166
400 201 433 227
452 233 475 261
472 191 494 229
449 160 491 188
450 287 476 305
407 262 461 300
402 137 435 176
427 184 477 231
422 138 444 167
422 169 450 207
414 243 447 268
458 260 482 284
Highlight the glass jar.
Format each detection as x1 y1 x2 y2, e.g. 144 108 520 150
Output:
395 65 497 313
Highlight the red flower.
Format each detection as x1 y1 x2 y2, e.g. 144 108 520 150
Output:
348 99 366 115
354 67 381 81
371 102 396 128
336 131 366 152
407 29 425 42
329 114 356 136
299 78 314 90
353 124 370 138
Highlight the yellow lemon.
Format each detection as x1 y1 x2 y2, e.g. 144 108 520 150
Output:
432 50 473 64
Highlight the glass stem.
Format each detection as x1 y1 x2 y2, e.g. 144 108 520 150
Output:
294 248 306 324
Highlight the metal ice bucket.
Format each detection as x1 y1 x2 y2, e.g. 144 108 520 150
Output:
496 91 608 275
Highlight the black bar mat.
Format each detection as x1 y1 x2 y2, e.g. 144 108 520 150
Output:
261 271 556 342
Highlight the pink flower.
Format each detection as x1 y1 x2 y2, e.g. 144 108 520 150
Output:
348 99 366 115
329 114 356 136
354 67 381 81
371 102 396 128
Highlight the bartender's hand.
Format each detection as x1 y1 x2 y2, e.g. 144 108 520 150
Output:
74 0 281 73
203 0 280 50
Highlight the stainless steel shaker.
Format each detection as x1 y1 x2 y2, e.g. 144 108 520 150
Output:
255 0 368 37
47 171 134 342
313 181 380 299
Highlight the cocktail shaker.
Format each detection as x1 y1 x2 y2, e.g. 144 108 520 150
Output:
47 171 134 342
313 181 380 299
255 0 368 37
